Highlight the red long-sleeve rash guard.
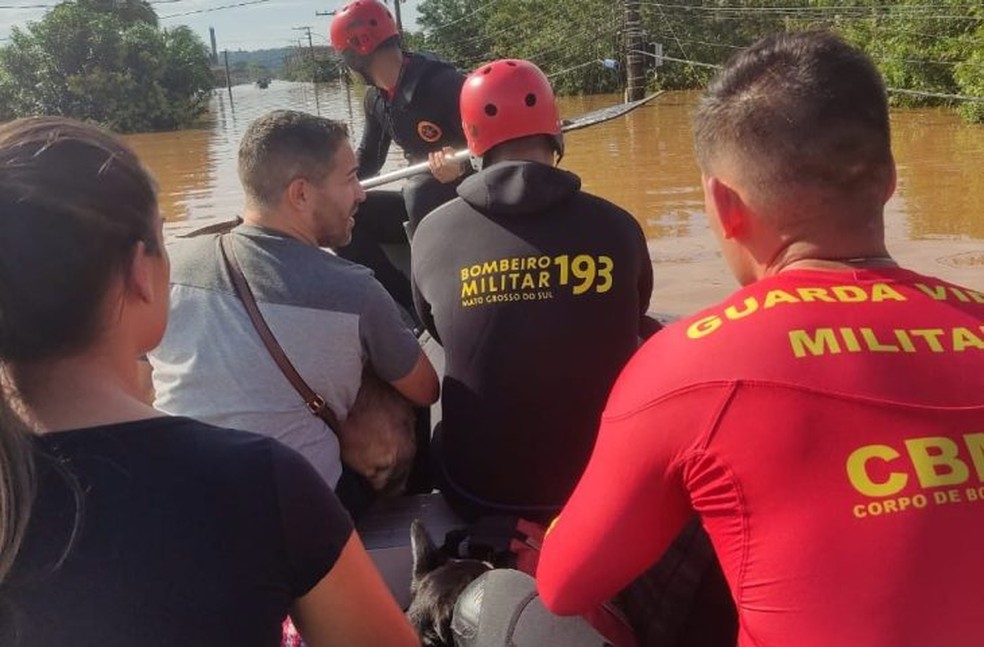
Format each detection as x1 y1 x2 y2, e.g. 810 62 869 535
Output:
537 267 984 647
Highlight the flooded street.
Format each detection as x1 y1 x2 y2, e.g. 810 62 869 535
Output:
132 81 984 314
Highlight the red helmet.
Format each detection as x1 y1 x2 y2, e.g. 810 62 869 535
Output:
460 59 562 158
330 0 399 56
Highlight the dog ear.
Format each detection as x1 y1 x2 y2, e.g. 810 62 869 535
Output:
411 519 447 585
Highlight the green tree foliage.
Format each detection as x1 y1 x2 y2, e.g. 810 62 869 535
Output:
78 0 158 27
0 1 214 132
416 0 623 94
413 0 984 123
281 48 343 83
802 0 983 120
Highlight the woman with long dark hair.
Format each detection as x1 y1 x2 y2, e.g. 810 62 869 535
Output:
0 117 419 646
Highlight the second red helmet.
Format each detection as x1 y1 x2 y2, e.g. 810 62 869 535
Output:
329 0 399 57
460 59 562 158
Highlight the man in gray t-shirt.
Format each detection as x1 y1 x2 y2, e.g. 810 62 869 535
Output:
149 110 439 495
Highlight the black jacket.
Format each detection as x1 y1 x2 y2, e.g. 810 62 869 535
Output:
411 161 654 512
357 52 467 178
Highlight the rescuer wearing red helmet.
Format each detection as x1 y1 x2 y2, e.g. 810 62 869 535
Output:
410 59 654 523
330 0 469 322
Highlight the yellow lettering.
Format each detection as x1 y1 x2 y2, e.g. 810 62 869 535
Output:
871 283 906 302
687 316 722 340
789 328 840 358
910 329 946 352
915 283 947 300
839 328 862 352
964 433 984 480
905 437 970 488
846 445 907 497
537 256 551 269
724 297 759 320
461 281 478 298
953 327 984 352
860 328 900 352
460 268 469 281
895 329 916 353
763 289 800 308
796 287 836 303
832 286 868 302
521 274 535 290
554 255 569 285
949 287 971 303
538 272 550 288
596 256 613 294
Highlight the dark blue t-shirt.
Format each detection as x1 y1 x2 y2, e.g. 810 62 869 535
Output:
1 416 353 646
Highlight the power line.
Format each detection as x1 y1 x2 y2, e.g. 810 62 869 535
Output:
640 2 984 15
426 0 501 34
635 49 984 101
159 0 274 19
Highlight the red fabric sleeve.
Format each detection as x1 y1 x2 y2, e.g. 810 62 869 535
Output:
535 382 729 614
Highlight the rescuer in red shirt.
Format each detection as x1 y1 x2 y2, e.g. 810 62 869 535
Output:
537 30 984 647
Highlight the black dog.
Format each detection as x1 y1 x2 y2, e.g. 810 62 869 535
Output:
406 519 492 647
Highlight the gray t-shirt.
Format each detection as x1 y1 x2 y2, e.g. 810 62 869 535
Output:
149 225 421 487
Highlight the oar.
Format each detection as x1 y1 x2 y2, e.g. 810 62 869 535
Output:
360 91 666 190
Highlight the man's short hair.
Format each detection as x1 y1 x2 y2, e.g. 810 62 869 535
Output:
694 31 892 203
238 110 349 208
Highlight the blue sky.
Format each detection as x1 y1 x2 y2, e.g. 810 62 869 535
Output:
1 0 422 51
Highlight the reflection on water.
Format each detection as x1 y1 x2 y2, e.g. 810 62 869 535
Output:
125 80 404 224
562 92 707 247
891 107 984 240
133 82 984 251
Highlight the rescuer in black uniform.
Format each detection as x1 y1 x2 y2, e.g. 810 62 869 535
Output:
330 0 468 317
411 59 655 523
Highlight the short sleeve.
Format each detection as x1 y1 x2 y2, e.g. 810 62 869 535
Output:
271 441 355 596
359 279 422 382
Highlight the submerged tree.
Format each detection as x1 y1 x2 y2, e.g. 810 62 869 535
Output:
0 1 214 132
413 0 984 123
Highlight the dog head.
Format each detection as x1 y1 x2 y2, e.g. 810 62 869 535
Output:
338 369 416 493
406 519 492 647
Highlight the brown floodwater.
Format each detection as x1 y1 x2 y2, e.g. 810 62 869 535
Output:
134 81 983 313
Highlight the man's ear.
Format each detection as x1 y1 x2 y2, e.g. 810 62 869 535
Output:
706 175 747 240
285 177 309 211
885 155 898 203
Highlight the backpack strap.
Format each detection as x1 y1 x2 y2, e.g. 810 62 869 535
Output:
218 234 342 432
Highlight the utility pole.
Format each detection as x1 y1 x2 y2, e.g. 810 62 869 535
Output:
293 25 317 82
223 49 233 102
623 0 645 101
293 25 315 60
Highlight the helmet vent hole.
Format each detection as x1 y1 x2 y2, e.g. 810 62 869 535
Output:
506 61 517 66
525 93 537 107
482 66 492 75
484 104 498 117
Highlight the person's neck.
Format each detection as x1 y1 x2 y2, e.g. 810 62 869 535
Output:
485 143 555 168
765 240 897 277
10 346 160 433
370 50 405 92
242 208 318 247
